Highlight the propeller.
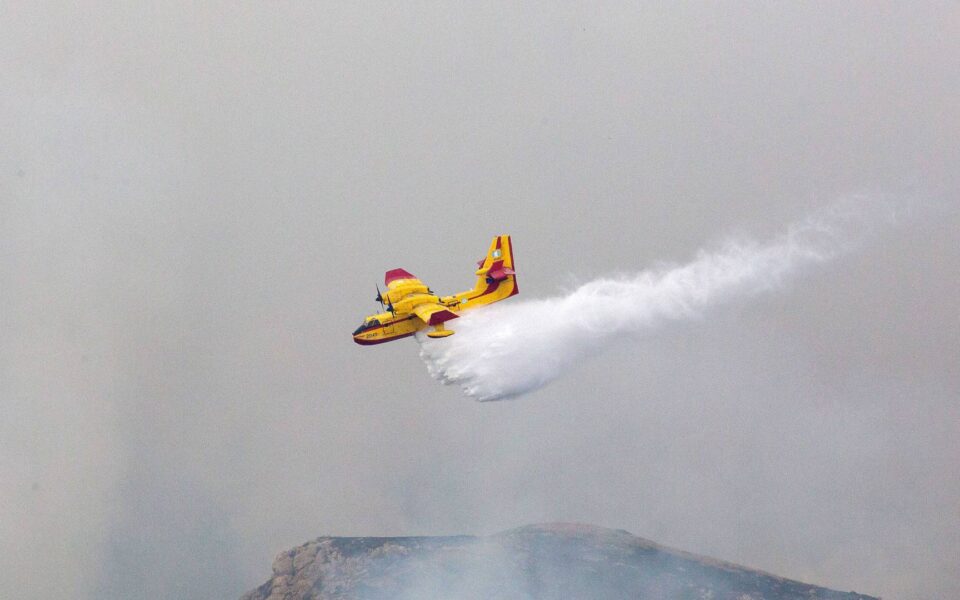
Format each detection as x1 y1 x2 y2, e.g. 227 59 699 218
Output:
376 283 396 315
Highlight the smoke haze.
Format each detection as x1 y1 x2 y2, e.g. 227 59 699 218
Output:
2 3 958 600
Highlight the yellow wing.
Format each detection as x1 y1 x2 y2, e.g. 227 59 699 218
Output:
383 268 432 307
384 268 423 290
412 302 459 326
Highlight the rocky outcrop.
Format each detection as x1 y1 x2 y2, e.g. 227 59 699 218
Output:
241 523 877 600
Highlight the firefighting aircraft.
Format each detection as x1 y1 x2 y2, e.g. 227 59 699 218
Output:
352 235 518 345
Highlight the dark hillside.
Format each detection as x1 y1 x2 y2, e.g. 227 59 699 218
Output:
241 523 877 600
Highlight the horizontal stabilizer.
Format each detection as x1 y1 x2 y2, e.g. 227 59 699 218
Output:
487 267 515 281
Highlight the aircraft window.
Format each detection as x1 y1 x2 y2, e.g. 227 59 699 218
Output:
352 319 381 336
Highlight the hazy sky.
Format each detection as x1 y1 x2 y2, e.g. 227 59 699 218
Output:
2 3 958 599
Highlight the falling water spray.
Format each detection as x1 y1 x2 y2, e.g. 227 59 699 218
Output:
417 199 901 401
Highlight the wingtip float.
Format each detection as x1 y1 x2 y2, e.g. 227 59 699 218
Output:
353 235 518 345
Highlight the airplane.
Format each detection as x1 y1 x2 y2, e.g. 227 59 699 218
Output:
352 235 518 345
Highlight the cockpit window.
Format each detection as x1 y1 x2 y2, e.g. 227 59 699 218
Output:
352 319 381 336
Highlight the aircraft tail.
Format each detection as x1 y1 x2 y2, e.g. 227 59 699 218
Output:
466 235 518 305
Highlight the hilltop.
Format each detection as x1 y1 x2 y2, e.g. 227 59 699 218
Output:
241 523 877 600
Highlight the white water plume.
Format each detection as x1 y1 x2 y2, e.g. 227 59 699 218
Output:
418 201 900 401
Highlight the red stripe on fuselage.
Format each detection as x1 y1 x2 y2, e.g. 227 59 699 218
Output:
353 331 416 345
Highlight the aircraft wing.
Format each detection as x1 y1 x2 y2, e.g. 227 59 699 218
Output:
412 302 459 326
385 268 421 290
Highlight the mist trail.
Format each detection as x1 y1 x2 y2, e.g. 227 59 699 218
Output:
417 199 901 401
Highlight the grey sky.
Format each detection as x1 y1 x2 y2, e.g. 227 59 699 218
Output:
1 2 958 599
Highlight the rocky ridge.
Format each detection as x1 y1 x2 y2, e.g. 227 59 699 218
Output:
241 523 878 600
